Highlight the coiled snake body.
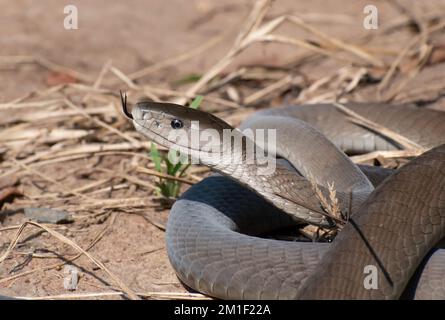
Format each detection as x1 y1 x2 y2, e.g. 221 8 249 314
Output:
128 101 445 300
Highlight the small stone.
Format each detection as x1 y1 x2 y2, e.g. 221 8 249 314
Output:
24 207 74 224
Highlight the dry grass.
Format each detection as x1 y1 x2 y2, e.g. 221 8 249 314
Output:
306 176 345 240
1 0 445 299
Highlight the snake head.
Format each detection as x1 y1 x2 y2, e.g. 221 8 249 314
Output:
130 100 234 157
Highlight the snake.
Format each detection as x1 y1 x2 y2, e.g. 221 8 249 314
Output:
124 96 445 300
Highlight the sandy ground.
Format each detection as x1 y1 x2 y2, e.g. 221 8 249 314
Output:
1 0 445 299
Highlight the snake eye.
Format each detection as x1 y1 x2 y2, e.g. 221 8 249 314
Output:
171 119 183 129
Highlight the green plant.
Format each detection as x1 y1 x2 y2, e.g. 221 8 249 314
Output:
150 143 190 198
172 73 202 86
189 95 203 109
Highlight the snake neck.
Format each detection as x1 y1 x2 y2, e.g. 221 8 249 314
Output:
185 131 333 227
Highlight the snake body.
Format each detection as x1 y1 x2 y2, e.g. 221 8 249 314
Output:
129 101 445 299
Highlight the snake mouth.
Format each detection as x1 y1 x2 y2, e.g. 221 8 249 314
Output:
132 119 174 147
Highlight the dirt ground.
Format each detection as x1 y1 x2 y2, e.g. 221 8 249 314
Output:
1 0 445 299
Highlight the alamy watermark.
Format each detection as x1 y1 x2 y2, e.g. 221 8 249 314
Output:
363 5 378 30
64 5 79 30
163 122 277 176
363 264 378 289
62 4 379 31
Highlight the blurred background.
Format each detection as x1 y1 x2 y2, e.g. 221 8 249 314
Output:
2 0 445 103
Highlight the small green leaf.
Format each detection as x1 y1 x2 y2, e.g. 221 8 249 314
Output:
173 73 202 86
190 95 204 109
171 161 184 176
150 143 162 172
164 156 174 175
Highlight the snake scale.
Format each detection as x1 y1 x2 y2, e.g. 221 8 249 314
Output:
126 99 445 300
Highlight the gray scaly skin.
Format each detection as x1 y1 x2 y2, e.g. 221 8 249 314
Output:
127 100 445 299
